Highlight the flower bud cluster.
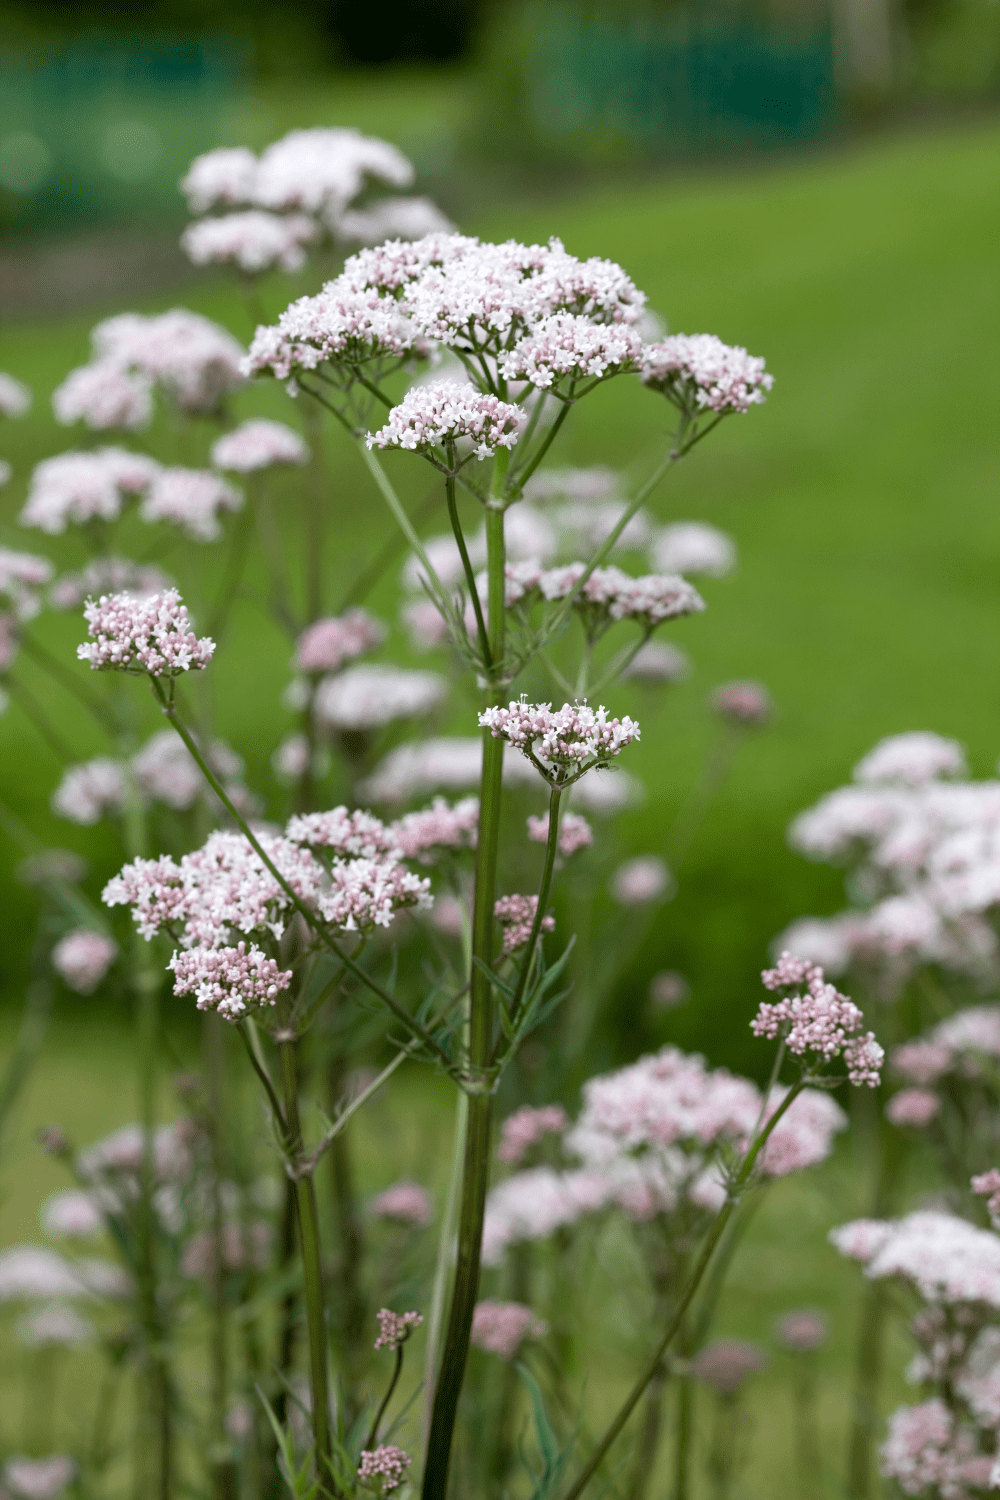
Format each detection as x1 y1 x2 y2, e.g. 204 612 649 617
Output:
373 1307 423 1351
752 954 883 1086
168 942 293 1020
494 894 555 953
357 1445 411 1494
78 589 215 676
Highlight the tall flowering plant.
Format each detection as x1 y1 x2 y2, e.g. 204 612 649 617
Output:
0 122 843 1500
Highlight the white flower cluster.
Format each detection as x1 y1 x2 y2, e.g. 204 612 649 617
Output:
781 731 1000 987
367 379 523 463
180 129 449 276
642 333 774 415
53 310 245 430
479 699 640 780
482 1045 846 1265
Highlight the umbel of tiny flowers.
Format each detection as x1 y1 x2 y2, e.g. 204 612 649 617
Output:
77 589 215 677
366 380 523 469
480 698 640 789
366 1311 424 1454
357 1446 411 1495
752 953 884 1087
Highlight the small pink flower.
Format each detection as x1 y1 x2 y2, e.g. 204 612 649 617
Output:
373 1308 422 1351
498 1105 569 1165
368 1181 433 1227
642 334 773 415
51 930 118 994
494 894 554 954
470 1300 548 1360
357 1444 411 1493
367 380 523 464
293 609 384 673
886 1088 940 1128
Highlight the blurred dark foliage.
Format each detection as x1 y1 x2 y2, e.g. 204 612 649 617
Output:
0 0 489 69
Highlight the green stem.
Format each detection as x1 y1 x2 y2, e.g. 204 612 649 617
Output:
499 785 562 1048
207 506 254 644
559 1076 807 1500
277 1039 332 1477
445 467 491 667
360 445 455 619
422 473 508 1500
365 1344 404 1452
302 402 326 623
423 1087 469 1452
512 401 572 492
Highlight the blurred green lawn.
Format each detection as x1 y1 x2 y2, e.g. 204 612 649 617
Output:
0 104 998 1495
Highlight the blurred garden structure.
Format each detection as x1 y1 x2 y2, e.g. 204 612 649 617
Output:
2 0 1000 244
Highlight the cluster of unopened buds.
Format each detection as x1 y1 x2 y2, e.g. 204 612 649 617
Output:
374 1307 423 1351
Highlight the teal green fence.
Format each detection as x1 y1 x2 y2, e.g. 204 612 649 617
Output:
0 38 246 237
487 2 836 162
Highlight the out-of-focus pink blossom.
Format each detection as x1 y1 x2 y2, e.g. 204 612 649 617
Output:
855 732 968 788
212 418 310 473
498 1105 569 1165
622 640 689 684
314 664 446 732
86 309 245 416
52 361 153 430
693 1339 767 1394
40 1191 103 1240
972 1169 1000 1218
337 195 452 246
711 680 772 725
51 930 118 994
368 1181 433 1227
470 1300 548 1360
20 449 160 533
293 609 385 673
886 1088 940 1128
181 1221 271 1278
649 521 736 577
0 372 32 418
775 1309 828 1351
649 970 690 1010
182 210 317 274
526 810 593 856
180 146 258 212
392 797 479 861
1 1456 76 1500
49 558 170 612
140 467 242 543
610 855 672 906
830 1210 1000 1308
879 1399 993 1498
51 758 126 825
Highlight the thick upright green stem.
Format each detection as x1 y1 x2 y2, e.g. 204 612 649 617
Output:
422 481 507 1500
278 1040 332 1477
302 402 325 623
423 1088 469 1451
205 1013 238 1500
501 784 562 1046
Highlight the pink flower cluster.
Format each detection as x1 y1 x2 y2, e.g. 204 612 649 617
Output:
972 1169 1000 1217
642 333 773 415
775 1309 828 1351
293 609 385 673
168 942 293 1020
212 418 310 473
610 854 672 905
373 1308 423 1351
879 1399 994 1498
753 955 883 1086
77 589 216 676
367 1181 433 1226
693 1339 767 1394
50 930 118 994
498 313 643 392
20 449 160 534
181 210 317 274
480 699 640 779
892 1005 1000 1089
0 547 53 624
367 380 523 463
52 734 249 826
494 894 555 954
650 521 736 577
245 231 646 387
885 1088 940 1128
313 664 446 732
55 310 245 427
470 1300 548 1360
0 371 32 418
183 129 413 218
285 806 399 860
105 816 432 993
526 810 593 856
49 558 170 612
711 680 772 725
140 467 243 543
391 797 479 861
538 562 705 630
497 1104 569 1165
356 1445 411 1493
830 1209 1000 1308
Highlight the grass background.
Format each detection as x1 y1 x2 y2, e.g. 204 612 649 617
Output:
0 93 998 1494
